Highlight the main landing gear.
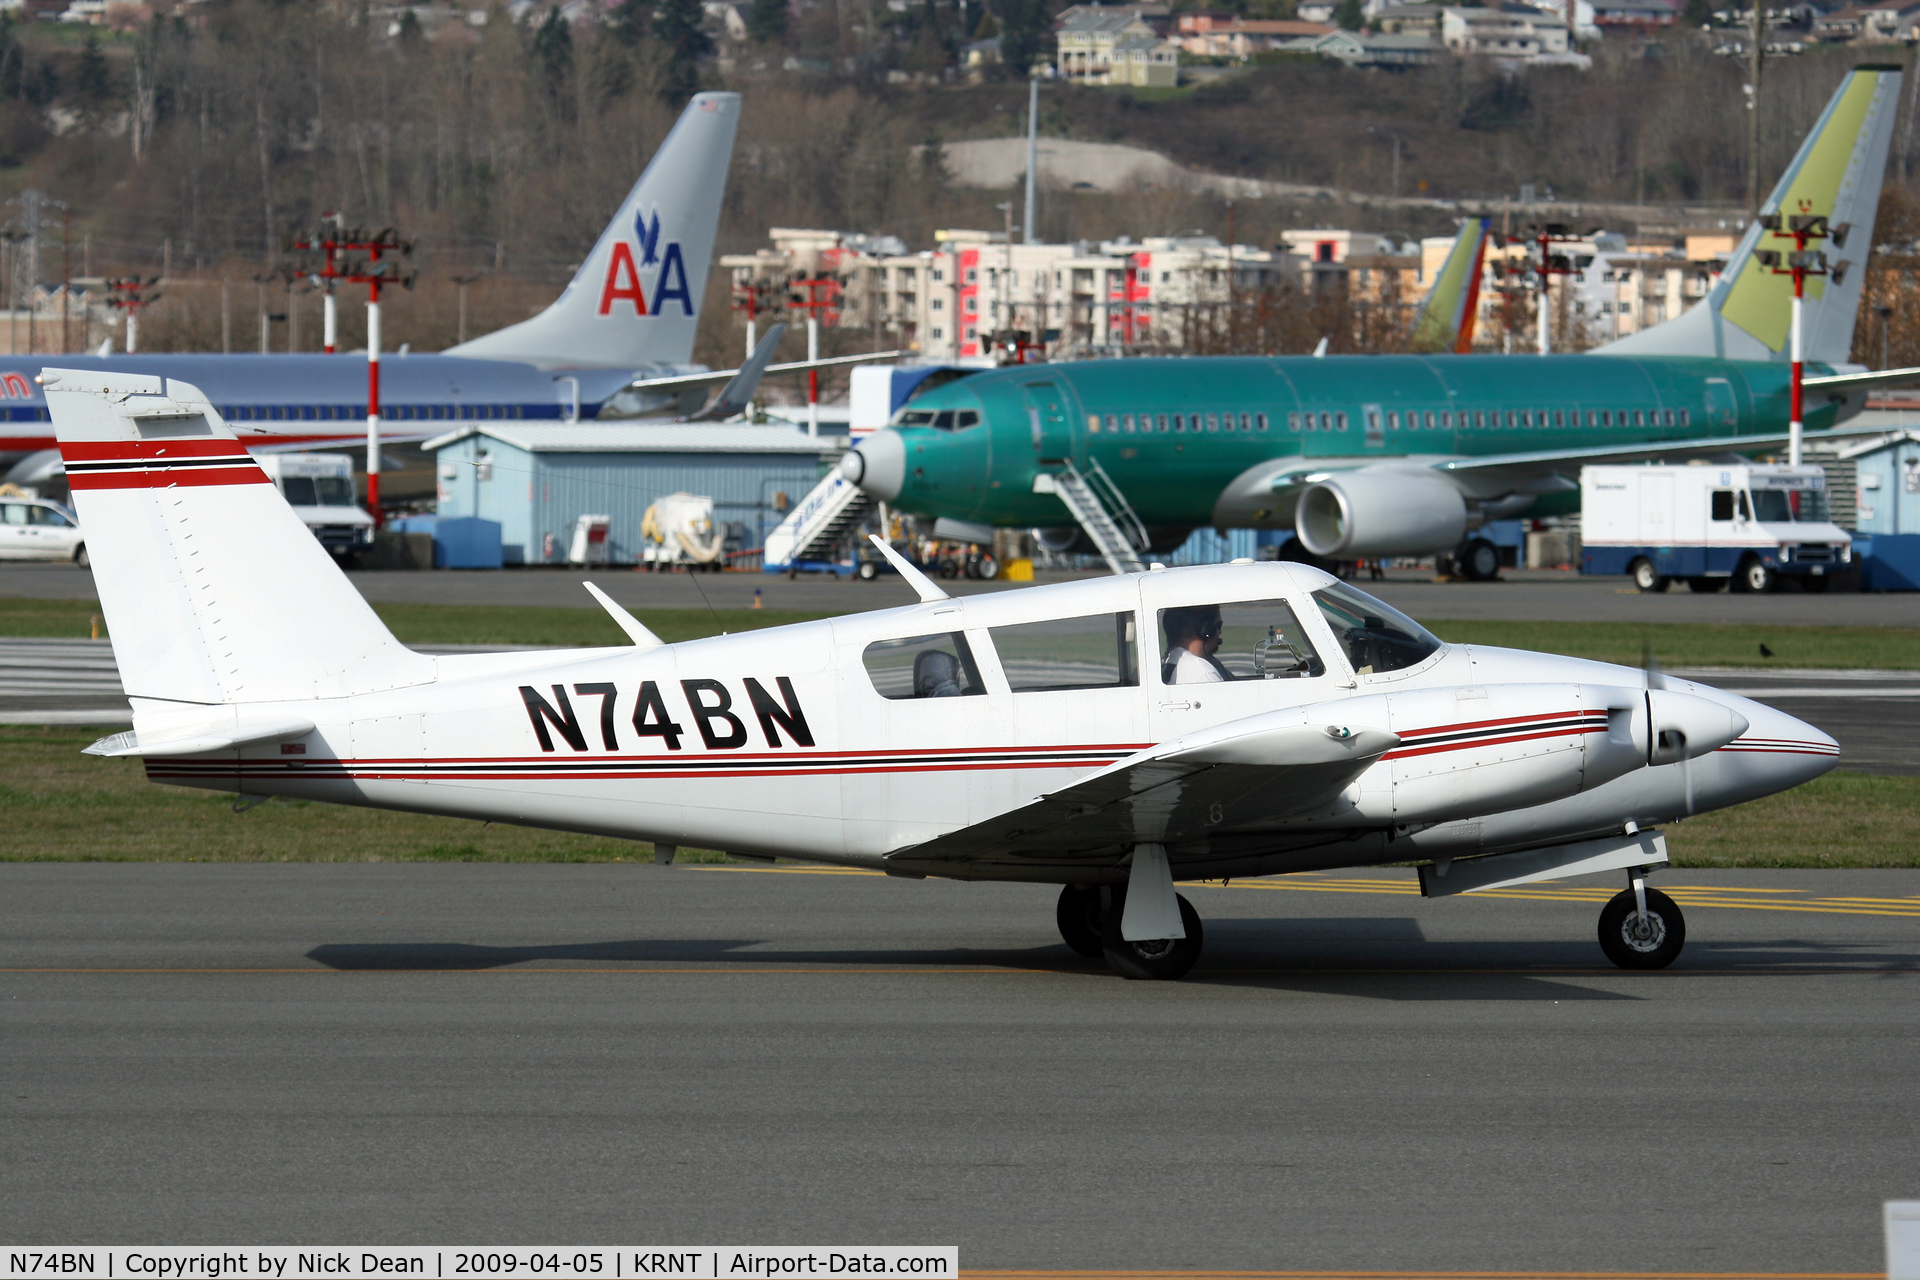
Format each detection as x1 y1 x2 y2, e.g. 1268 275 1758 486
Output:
1597 866 1686 970
1056 883 1205 981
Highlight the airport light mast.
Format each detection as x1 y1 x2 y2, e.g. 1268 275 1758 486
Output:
1527 223 1582 356
1754 209 1844 467
103 276 160 354
788 275 838 440
294 221 415 525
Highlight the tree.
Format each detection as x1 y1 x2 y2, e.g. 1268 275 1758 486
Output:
651 0 711 102
1332 0 1363 29
1681 0 1712 25
747 0 789 42
73 30 112 108
603 0 652 47
532 5 574 98
997 0 1049 76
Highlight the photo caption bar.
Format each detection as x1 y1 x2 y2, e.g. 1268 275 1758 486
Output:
2 1250 956 1280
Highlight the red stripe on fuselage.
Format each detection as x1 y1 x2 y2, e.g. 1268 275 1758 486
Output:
68 465 268 491
60 438 249 462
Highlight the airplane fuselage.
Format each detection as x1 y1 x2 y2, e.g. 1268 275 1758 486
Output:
857 353 1828 536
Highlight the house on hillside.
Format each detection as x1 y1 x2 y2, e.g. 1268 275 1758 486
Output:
1055 8 1180 84
1442 5 1590 64
1174 12 1334 55
1279 28 1441 64
1587 0 1679 28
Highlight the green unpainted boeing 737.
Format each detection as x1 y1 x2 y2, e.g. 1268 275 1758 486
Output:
840 65 1914 579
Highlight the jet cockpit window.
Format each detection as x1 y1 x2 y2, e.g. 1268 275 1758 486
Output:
1157 599 1324 685
1311 582 1444 676
988 612 1139 692
862 632 986 700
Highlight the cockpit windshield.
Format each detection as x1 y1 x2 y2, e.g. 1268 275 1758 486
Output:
891 408 980 431
1310 582 1444 675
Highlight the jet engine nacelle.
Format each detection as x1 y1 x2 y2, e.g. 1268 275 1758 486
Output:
1296 470 1467 558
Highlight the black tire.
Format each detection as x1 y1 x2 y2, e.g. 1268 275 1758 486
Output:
1686 576 1727 593
856 560 879 581
1101 893 1204 981
976 554 998 580
1055 885 1104 959
1732 556 1774 594
1802 574 1831 593
72 544 88 569
1457 538 1501 582
1629 558 1670 593
1597 887 1686 970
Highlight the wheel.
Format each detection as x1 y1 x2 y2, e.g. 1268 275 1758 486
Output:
1457 538 1501 582
72 544 88 569
1686 576 1726 593
856 560 879 581
1801 574 1831 593
1597 887 1686 970
1101 892 1204 981
975 554 998 580
1732 556 1774 593
1628 557 1670 593
1055 885 1104 959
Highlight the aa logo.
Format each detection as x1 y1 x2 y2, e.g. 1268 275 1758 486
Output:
599 207 693 318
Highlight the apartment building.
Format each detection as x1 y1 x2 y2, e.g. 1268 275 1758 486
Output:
1054 8 1181 85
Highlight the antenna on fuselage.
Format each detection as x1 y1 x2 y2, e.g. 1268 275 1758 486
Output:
583 581 667 649
868 533 950 604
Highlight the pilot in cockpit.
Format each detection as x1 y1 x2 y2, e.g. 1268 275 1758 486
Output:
1161 605 1232 684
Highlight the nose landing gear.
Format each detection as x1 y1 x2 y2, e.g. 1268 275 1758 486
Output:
1598 867 1686 969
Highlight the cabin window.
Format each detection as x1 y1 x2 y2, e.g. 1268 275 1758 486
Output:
1711 490 1736 522
1439 411 1450 429
1679 408 1691 427
1661 409 1674 426
989 612 1139 692
1504 410 1517 429
1239 413 1252 432
1288 412 1302 432
1121 414 1134 433
1171 414 1184 432
1553 410 1565 428
1519 410 1531 429
1334 411 1348 432
1387 411 1399 431
1156 413 1169 433
1205 413 1219 432
1256 412 1268 432
1586 410 1598 427
1633 409 1645 427
1156 598 1324 684
862 632 986 701
1105 415 1119 434
1311 581 1444 677
1600 410 1611 427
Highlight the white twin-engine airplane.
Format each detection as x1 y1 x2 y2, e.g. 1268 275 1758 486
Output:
56 369 1840 979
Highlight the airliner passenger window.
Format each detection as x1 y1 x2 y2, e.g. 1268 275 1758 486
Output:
1156 414 1169 432
1289 412 1302 432
1256 413 1268 431
1156 599 1324 684
863 632 986 700
989 612 1139 692
1335 411 1348 431
1311 582 1443 676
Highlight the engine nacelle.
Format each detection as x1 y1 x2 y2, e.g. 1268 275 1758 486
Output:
1296 470 1467 557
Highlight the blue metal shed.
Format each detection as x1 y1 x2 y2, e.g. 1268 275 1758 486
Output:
1844 429 1920 536
423 423 833 566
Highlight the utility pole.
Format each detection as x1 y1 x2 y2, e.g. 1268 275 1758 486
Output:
1529 223 1580 356
997 201 1014 336
61 207 71 353
1748 0 1764 212
104 277 161 354
1024 74 1039 244
221 277 232 353
1225 198 1236 353
1755 209 1841 467
789 275 837 439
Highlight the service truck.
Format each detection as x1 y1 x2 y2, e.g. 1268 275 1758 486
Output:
1581 463 1851 593
254 453 375 558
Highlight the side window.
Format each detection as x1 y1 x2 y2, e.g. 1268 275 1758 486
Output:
862 633 986 700
281 476 319 505
989 612 1138 692
1312 581 1443 676
1710 490 1735 522
2 503 27 525
29 505 72 527
1157 599 1324 685
1288 412 1302 432
956 410 980 429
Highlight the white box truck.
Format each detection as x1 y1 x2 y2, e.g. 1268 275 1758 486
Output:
1581 463 1851 593
254 453 375 558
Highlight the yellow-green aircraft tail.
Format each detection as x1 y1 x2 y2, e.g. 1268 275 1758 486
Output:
1408 218 1490 354
1602 63 1902 366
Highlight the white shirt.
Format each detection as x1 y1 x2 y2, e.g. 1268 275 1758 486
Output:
1165 647 1224 684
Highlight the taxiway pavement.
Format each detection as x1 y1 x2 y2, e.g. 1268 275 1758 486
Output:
3 863 1916 1269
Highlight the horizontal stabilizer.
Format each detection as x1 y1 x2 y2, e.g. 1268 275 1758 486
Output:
690 322 787 421
84 716 316 758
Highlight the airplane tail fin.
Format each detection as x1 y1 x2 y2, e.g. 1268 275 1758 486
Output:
1598 65 1902 365
1408 218 1489 354
47 369 435 714
691 322 787 421
445 92 741 371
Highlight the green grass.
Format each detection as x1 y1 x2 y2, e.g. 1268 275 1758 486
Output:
1 725 1913 868
1422 619 1920 670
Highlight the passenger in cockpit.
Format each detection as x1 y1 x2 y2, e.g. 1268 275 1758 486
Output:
1161 605 1231 684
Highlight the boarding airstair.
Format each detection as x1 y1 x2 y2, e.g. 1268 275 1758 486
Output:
763 470 875 570
1045 459 1148 575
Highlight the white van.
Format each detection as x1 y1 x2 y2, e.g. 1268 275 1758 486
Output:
0 495 85 564
1581 463 1852 593
254 453 375 558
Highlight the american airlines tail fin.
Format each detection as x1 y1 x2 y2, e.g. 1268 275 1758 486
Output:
1408 218 1489 354
446 92 741 371
47 369 435 719
1599 65 1901 366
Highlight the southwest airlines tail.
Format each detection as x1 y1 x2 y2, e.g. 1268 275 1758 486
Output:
1600 64 1900 366
46 369 434 723
446 92 742 370
1408 218 1489 354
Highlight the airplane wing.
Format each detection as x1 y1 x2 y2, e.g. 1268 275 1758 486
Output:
687 323 787 422
623 349 905 394
882 715 1396 876
1802 365 1920 393
1430 422 1899 492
